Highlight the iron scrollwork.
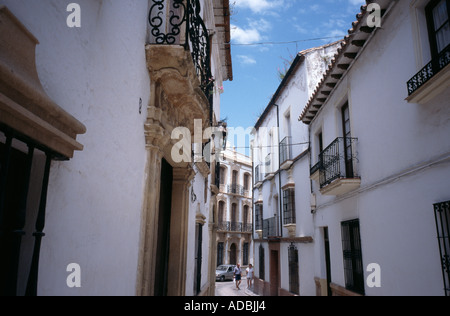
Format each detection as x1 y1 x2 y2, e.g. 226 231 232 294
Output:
149 0 187 45
187 0 213 95
148 0 213 95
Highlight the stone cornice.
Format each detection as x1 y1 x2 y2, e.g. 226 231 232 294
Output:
0 6 86 159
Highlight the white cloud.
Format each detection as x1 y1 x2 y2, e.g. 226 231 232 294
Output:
234 0 285 14
237 55 257 65
230 18 271 44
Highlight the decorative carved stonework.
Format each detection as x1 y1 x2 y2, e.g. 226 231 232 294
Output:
146 45 210 134
0 6 85 159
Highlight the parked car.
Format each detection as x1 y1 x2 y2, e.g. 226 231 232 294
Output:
216 265 236 282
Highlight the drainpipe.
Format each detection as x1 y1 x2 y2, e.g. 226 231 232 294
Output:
273 104 283 238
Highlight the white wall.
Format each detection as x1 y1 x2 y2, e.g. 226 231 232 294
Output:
310 0 450 296
2 0 150 295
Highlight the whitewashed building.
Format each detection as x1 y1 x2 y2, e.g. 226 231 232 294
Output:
0 0 232 296
300 0 450 296
216 145 253 271
252 42 340 296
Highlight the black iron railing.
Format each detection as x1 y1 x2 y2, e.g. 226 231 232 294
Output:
280 136 292 165
228 184 244 196
217 221 252 233
263 217 278 239
407 44 450 96
319 137 359 189
310 161 321 176
255 164 261 184
148 0 213 95
434 201 450 297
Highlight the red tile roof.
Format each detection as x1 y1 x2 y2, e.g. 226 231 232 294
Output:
299 0 395 124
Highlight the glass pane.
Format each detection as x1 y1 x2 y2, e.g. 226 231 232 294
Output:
433 0 449 30
436 22 450 53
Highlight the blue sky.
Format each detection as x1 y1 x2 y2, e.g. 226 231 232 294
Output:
220 0 365 152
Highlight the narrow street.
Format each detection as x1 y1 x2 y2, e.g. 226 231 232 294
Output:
215 280 258 297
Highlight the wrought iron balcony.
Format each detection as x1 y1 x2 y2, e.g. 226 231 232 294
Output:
148 0 212 95
407 44 450 99
280 136 292 165
318 137 360 195
217 221 252 233
228 184 244 196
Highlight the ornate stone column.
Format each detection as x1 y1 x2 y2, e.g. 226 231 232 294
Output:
136 108 169 296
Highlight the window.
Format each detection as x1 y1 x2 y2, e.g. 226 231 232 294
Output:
255 204 263 231
283 188 296 225
243 243 249 266
218 201 225 224
244 173 250 192
259 244 265 280
288 244 300 295
341 219 365 295
426 0 450 57
220 167 226 185
217 242 224 267
194 223 203 296
434 201 450 296
341 103 354 178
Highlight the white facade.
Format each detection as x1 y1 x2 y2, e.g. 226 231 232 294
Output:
252 43 340 296
302 0 450 296
216 145 253 269
0 0 232 296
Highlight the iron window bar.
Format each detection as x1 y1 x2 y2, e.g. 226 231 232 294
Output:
407 43 450 96
288 243 300 295
283 188 296 225
341 219 365 295
263 217 278 239
0 123 66 296
434 200 450 296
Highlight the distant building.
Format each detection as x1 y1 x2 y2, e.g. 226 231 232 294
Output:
216 146 253 270
252 42 341 296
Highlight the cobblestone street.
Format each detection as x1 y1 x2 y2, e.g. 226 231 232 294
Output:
215 280 258 297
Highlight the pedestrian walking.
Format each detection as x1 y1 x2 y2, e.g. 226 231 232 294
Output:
234 264 242 290
246 264 254 289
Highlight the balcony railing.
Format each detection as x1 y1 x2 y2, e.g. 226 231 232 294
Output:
319 137 359 189
148 0 212 95
407 44 450 96
263 217 278 239
255 164 262 184
280 136 292 164
228 184 244 196
217 221 252 233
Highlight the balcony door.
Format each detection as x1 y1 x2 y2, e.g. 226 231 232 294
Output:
341 103 354 178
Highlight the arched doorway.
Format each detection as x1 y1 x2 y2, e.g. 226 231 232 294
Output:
230 244 237 265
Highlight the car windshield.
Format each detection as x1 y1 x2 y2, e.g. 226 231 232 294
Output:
216 266 228 271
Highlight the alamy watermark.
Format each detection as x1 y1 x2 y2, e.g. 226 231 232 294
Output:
66 3 81 28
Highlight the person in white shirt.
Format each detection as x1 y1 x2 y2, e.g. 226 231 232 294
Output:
246 264 254 289
234 264 242 290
